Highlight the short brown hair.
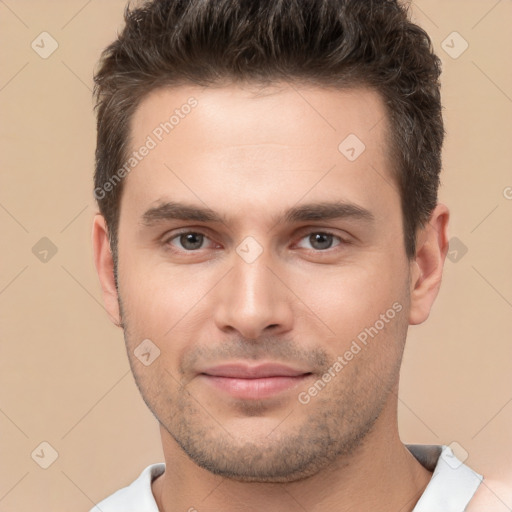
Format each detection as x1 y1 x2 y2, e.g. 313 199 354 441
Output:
93 0 443 269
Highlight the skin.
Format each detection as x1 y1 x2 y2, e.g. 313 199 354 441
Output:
93 82 450 511
466 479 512 511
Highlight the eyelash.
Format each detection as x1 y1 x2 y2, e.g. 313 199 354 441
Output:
162 229 350 254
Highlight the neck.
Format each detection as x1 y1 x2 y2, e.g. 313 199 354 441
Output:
152 400 432 512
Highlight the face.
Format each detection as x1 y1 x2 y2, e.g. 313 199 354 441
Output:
112 83 415 481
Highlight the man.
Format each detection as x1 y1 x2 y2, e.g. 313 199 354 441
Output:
90 0 486 510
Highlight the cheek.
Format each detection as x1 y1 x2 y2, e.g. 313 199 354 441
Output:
118 254 217 339
315 259 404 318
302 257 409 362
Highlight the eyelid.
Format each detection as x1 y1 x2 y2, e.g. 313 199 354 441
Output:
294 226 350 241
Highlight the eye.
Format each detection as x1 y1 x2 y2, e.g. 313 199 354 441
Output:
295 231 345 251
163 229 348 254
166 231 213 251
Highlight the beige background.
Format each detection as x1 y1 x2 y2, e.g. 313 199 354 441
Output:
1 0 511 510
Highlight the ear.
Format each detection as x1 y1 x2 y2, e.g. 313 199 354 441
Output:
91 214 122 327
408 203 450 325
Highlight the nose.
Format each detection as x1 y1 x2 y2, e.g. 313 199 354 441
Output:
212 246 294 341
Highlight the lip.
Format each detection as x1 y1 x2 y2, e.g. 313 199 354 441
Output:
200 363 310 378
198 363 312 400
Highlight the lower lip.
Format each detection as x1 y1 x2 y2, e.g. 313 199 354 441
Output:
200 374 311 400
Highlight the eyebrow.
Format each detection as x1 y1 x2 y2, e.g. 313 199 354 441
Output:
141 200 375 227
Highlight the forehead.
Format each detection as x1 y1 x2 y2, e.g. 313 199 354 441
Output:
121 82 398 227
130 82 390 154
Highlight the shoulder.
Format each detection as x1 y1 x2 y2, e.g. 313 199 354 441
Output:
466 476 512 512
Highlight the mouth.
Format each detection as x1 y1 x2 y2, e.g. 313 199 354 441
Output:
198 363 313 400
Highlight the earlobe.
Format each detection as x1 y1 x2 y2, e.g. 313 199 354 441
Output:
91 214 122 327
408 203 450 326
